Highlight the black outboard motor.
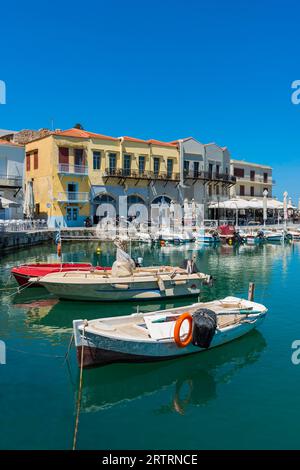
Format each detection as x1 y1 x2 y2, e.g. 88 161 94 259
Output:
192 308 217 349
234 230 245 245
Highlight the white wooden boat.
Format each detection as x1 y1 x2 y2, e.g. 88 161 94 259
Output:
73 296 267 367
40 266 212 301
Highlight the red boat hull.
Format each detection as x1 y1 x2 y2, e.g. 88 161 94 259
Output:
11 263 110 287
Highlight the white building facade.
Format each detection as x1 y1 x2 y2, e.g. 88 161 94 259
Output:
230 159 274 199
0 140 25 219
175 138 235 214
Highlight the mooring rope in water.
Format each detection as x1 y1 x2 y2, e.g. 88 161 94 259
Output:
6 346 65 359
72 321 87 451
63 333 74 365
0 278 38 297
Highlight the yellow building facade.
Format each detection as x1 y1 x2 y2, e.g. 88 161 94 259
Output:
25 128 180 227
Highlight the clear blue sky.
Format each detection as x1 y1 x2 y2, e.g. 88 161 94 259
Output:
1 0 299 200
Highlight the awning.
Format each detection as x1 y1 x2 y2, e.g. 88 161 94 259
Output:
208 198 296 210
0 196 20 208
208 199 254 210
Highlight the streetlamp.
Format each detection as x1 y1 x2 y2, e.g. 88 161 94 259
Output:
263 189 268 227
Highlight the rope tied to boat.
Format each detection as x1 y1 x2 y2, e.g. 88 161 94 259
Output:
0 277 39 297
72 319 88 451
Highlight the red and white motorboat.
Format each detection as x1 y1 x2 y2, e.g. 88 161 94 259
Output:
11 263 110 287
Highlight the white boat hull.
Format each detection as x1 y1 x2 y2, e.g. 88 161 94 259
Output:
41 272 206 301
73 298 267 367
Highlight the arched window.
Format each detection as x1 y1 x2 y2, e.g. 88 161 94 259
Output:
93 193 117 224
127 195 145 206
152 195 171 205
93 193 116 205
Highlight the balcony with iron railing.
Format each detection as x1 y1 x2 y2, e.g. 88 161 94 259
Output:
0 174 23 188
104 168 180 181
184 170 236 184
58 164 88 176
236 174 275 185
57 192 90 203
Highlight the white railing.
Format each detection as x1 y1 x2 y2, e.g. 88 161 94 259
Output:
237 175 275 185
57 192 89 202
0 174 23 187
0 219 48 232
58 164 88 175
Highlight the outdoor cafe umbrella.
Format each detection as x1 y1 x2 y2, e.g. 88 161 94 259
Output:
209 198 252 226
23 180 35 218
283 191 288 227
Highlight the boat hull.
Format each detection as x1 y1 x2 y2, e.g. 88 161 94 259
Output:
42 277 203 301
11 263 109 287
197 236 220 244
75 313 266 367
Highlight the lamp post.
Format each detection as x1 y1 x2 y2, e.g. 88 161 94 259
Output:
263 189 268 227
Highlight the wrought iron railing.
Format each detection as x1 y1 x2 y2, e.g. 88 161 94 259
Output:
104 168 180 180
184 170 236 183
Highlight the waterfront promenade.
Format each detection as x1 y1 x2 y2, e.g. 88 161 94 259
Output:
0 221 298 252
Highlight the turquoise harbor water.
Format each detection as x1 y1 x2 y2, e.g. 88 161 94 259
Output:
0 240 300 449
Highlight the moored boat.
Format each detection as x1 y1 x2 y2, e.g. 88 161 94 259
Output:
154 229 195 245
263 229 292 243
239 230 265 245
218 225 245 245
287 229 300 241
73 296 267 368
11 263 110 287
196 228 220 244
40 265 212 301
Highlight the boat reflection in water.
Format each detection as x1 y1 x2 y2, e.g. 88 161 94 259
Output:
79 330 266 416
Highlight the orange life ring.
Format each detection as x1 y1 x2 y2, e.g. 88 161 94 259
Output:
57 242 62 257
174 313 193 348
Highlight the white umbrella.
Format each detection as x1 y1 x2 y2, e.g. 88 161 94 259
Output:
23 180 35 218
263 190 268 226
283 191 288 227
208 198 251 210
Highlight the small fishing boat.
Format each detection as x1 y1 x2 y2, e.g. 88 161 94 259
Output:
73 296 267 368
287 229 300 241
263 229 292 243
154 229 195 245
196 228 220 244
11 263 110 287
40 266 212 301
239 230 265 245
